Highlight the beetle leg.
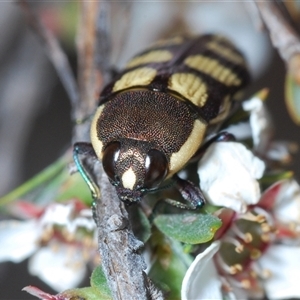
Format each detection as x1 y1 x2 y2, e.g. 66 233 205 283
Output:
166 175 206 209
73 142 100 202
191 131 235 162
163 198 194 210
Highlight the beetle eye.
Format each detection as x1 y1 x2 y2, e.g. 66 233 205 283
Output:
102 141 121 181
144 149 168 188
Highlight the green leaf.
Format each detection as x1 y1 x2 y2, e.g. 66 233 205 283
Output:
31 267 113 300
61 287 111 300
259 170 294 187
90 266 112 298
285 72 300 125
154 212 222 244
59 266 113 300
0 153 93 211
149 234 192 300
56 172 91 205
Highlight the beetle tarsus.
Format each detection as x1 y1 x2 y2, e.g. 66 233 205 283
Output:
74 142 97 157
172 175 205 209
73 142 100 200
214 131 235 142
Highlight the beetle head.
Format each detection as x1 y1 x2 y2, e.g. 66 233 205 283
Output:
101 139 168 203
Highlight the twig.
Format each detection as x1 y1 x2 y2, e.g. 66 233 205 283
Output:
255 1 300 82
76 2 164 299
92 160 164 300
76 1 101 142
18 1 80 117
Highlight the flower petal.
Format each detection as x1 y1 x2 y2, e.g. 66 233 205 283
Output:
198 142 265 213
40 203 74 228
260 244 300 299
266 141 294 163
28 244 86 291
40 202 95 234
242 94 273 154
225 122 252 141
181 241 224 300
259 180 283 210
0 220 38 263
272 179 300 224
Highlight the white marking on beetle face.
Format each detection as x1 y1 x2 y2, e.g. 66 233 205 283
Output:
90 105 105 159
122 167 137 190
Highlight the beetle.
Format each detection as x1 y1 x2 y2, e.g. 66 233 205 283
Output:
74 34 250 209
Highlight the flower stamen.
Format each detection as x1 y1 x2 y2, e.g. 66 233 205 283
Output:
223 236 245 253
229 264 243 275
261 222 273 233
250 248 261 260
240 212 265 223
231 225 253 244
241 279 251 289
261 233 271 242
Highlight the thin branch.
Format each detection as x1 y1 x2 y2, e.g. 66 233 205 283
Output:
18 1 80 114
255 1 300 81
74 1 111 143
76 2 163 299
76 1 101 115
92 160 164 300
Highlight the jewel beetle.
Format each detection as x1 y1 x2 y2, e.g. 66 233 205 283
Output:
74 34 250 209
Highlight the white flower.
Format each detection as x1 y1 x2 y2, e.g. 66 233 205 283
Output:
257 179 300 299
198 142 265 213
0 201 98 292
0 219 39 263
271 179 300 229
182 179 300 299
28 244 87 292
181 241 225 300
242 95 273 154
259 244 300 299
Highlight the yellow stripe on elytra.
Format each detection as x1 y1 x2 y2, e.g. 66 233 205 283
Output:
206 41 245 65
168 119 207 177
126 50 173 69
112 67 157 92
184 55 241 86
168 73 208 107
90 104 105 160
150 36 184 48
